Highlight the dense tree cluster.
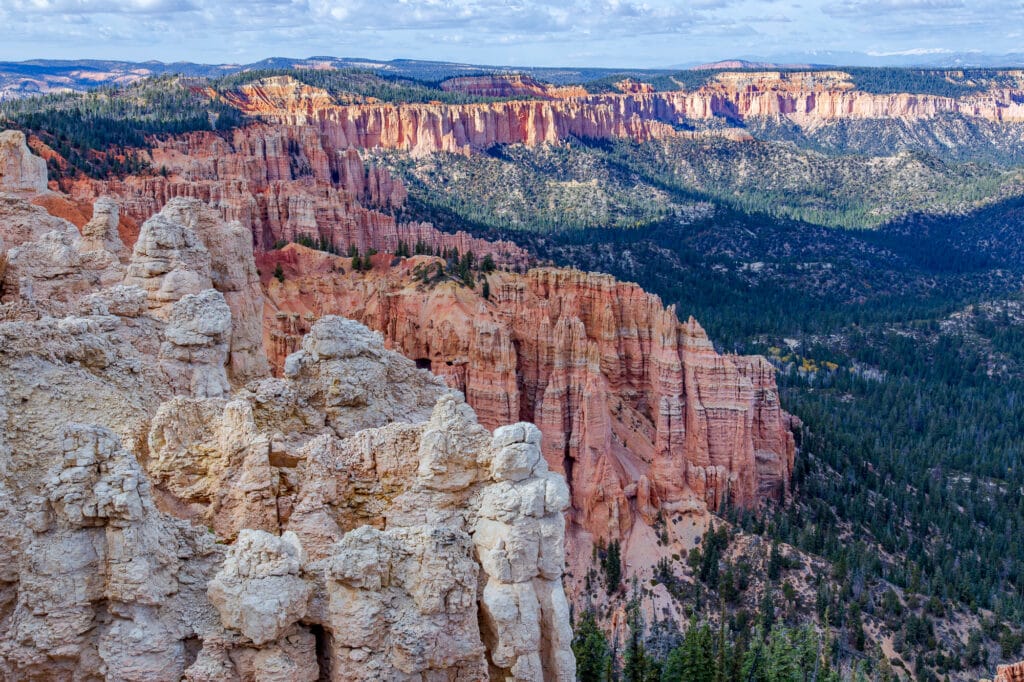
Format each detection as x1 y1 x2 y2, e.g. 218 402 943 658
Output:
0 76 246 180
213 67 517 105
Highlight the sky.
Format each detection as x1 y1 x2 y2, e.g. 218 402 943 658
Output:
0 0 1022 68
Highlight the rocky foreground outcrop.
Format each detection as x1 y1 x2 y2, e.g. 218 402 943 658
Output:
259 249 798 560
0 143 576 680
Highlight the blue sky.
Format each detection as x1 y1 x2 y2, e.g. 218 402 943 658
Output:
0 0 1022 68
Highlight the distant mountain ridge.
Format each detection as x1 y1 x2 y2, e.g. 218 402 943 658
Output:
0 56 678 101
6 53 1024 102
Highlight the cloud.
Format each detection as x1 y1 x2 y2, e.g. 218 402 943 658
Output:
0 0 1022 68
866 47 955 55
8 0 196 13
823 0 965 14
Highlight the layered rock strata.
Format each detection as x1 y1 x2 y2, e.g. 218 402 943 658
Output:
221 74 1024 161
996 662 1024 682
68 125 531 267
69 69 1023 277
260 248 798 548
65 72 1022 261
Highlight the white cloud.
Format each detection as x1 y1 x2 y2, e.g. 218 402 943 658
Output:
9 0 196 13
0 0 1021 68
865 47 955 55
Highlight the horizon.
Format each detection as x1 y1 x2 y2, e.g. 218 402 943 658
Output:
1 1 1023 70
4 52 1024 73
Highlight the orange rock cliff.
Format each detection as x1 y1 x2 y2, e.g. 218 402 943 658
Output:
995 662 1024 682
258 248 799 549
219 73 1024 158
65 71 1024 254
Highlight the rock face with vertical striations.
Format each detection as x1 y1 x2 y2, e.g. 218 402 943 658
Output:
259 249 798 552
218 74 1024 159
996 662 1024 682
68 121 533 268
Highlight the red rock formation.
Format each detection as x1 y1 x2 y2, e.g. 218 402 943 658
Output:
440 74 589 99
615 79 655 94
220 74 1024 160
257 247 798 546
67 125 530 267
68 69 1021 265
996 662 1024 682
222 77 682 157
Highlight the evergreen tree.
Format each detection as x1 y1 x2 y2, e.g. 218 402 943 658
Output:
572 611 610 682
603 539 622 594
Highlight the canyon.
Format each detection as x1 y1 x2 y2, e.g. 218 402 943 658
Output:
5 62 1024 679
7 73 802 633
258 246 797 539
215 73 1024 159
47 74 799 588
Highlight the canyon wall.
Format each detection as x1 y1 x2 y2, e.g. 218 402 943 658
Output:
219 75 1024 160
68 72 1024 270
995 662 1024 682
67 124 531 267
259 247 798 549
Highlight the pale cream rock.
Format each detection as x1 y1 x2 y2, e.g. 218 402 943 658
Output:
475 423 575 682
0 423 224 682
324 525 487 681
0 186 577 680
159 288 232 398
283 315 447 435
0 130 47 194
158 197 269 382
81 196 126 257
124 209 214 318
208 529 312 646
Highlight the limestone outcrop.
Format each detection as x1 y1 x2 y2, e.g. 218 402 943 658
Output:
81 196 126 256
142 316 576 681
207 529 312 646
124 198 269 381
475 423 574 681
157 198 270 382
159 288 232 398
123 205 214 316
0 150 576 680
0 130 47 194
